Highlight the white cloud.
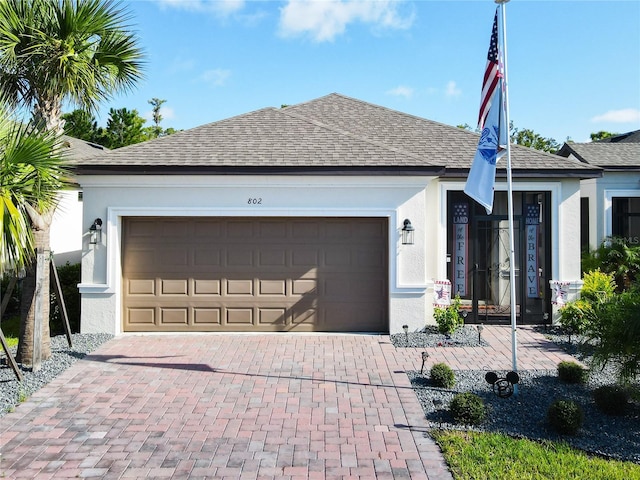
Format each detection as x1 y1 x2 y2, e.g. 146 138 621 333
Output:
160 106 175 120
386 86 414 99
154 0 245 16
197 68 231 87
278 0 414 42
591 108 640 123
143 106 175 123
445 80 461 98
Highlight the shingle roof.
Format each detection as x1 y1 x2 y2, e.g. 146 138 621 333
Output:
556 142 640 169
595 129 640 143
61 135 108 160
72 93 600 177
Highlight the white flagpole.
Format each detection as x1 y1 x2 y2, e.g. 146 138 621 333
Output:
495 0 518 393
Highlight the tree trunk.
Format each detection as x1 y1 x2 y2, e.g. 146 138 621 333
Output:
17 218 52 366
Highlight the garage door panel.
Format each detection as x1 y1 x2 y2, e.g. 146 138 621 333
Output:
194 279 221 295
160 248 189 266
128 308 156 325
127 219 158 238
159 308 188 325
227 249 254 266
292 249 319 267
162 220 191 238
194 221 222 238
357 248 386 268
194 308 221 325
228 221 254 238
123 249 155 272
291 305 318 326
259 280 286 295
194 248 221 266
161 279 188 295
127 278 156 295
227 279 253 295
258 308 287 326
355 221 386 239
292 221 319 238
292 279 316 295
259 249 287 267
325 249 351 266
226 308 254 324
258 221 287 238
123 217 388 333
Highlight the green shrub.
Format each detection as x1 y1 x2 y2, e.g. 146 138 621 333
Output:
557 361 587 384
547 399 584 435
581 269 616 302
558 299 592 341
588 288 640 383
593 385 630 416
450 393 486 425
430 362 455 388
582 238 640 292
433 294 463 335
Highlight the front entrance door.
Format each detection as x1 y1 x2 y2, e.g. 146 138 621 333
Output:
448 191 551 325
472 216 522 324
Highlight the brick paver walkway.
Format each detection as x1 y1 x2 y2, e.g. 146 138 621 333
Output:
0 326 577 479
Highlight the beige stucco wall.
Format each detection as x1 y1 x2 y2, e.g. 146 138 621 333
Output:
78 175 436 335
77 174 585 334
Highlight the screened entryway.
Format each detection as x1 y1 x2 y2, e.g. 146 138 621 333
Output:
448 191 551 324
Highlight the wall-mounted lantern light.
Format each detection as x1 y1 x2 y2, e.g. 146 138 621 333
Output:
401 219 415 245
89 218 103 245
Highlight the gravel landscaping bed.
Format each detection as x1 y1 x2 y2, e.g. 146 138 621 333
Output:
0 333 113 418
390 325 489 348
401 327 640 464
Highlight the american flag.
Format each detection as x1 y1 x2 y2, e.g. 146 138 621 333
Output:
477 10 501 129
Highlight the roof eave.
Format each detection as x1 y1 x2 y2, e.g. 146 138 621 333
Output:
71 165 446 177
441 168 603 179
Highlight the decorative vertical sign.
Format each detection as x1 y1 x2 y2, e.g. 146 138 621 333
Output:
453 203 469 296
551 281 570 306
434 279 452 307
525 204 540 298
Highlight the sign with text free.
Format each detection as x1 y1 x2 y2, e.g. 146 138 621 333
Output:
452 203 469 296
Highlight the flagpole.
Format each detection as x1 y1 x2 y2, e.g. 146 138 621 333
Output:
495 0 518 393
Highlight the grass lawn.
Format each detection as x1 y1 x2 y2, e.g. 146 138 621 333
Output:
432 430 640 480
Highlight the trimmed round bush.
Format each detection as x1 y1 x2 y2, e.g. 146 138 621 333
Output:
557 361 587 384
547 399 584 435
430 362 455 388
450 393 486 425
593 385 630 416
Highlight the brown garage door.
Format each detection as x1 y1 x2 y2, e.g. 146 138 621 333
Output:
122 217 388 332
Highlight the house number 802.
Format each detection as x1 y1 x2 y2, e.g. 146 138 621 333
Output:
247 198 262 205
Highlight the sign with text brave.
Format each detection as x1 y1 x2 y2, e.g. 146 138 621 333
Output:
526 204 540 298
453 203 469 296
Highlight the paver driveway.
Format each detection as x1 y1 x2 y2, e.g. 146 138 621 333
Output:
0 327 576 479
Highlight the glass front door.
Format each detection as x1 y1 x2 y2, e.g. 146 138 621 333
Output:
472 216 521 323
448 190 551 325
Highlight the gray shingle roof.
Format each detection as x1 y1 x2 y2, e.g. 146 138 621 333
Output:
72 93 600 177
556 142 640 169
595 129 640 143
61 135 108 160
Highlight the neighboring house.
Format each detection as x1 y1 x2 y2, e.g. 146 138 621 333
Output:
556 131 640 251
50 136 109 266
70 93 601 335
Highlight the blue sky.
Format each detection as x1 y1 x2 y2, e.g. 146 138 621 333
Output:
96 0 640 144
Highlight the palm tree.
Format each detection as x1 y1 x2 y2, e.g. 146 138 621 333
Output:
0 105 68 364
0 0 144 364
